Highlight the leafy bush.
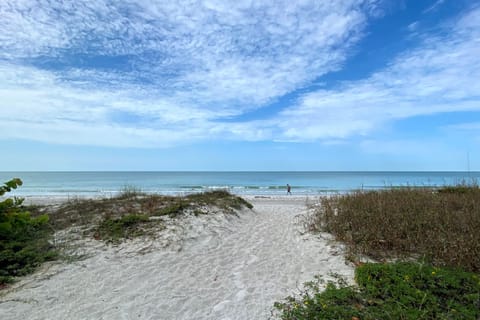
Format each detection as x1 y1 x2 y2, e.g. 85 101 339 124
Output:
274 262 480 320
0 179 56 284
310 186 480 272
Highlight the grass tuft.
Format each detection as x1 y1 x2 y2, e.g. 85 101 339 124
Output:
115 185 146 200
94 214 151 242
153 202 189 216
186 189 254 212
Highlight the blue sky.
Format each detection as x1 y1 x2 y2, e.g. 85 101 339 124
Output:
1 0 480 171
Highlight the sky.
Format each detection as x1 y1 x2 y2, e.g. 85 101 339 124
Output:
1 0 480 171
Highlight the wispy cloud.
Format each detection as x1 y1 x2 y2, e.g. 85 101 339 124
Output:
423 0 446 14
271 6 480 142
2 1 478 149
0 0 380 146
0 62 219 147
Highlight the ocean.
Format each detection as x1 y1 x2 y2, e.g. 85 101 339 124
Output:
1 171 479 198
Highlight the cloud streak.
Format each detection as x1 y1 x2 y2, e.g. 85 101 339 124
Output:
272 6 480 141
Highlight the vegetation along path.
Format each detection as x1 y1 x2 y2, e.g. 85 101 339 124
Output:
0 197 354 320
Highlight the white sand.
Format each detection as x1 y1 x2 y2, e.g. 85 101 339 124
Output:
0 196 354 320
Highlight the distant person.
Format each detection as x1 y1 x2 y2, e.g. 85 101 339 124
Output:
287 184 291 195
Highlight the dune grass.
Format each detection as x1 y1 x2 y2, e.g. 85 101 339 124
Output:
2 183 252 284
308 185 480 272
274 184 480 319
47 189 253 235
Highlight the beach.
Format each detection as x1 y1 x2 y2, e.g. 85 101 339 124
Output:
0 196 354 320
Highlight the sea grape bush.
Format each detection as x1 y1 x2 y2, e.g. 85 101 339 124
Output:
274 262 480 319
0 178 56 284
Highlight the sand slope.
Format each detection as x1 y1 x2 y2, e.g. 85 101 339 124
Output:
0 197 353 320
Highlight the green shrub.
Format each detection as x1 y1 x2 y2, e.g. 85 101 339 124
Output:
274 262 480 320
0 179 56 284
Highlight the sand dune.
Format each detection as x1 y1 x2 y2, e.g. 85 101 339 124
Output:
0 197 354 320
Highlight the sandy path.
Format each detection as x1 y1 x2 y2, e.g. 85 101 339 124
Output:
0 197 353 320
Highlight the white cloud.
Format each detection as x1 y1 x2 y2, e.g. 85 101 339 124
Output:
0 0 380 146
4 1 478 149
407 21 419 32
0 62 220 147
272 6 480 141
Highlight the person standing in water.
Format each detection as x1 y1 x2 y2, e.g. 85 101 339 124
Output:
287 184 291 195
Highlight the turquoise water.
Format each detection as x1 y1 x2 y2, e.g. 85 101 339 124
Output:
0 171 479 197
